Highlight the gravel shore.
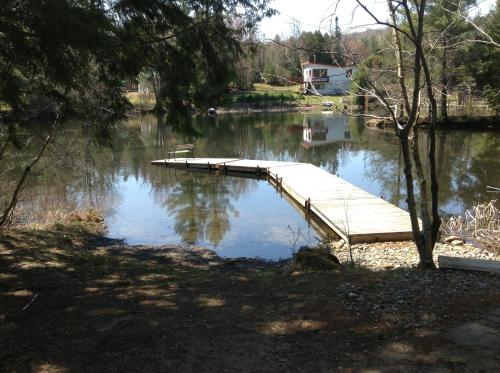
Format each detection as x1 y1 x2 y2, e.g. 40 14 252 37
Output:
333 240 499 270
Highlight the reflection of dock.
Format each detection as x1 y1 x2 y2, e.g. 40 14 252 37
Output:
151 158 416 244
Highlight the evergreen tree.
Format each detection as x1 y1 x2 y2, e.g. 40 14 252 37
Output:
0 0 274 120
464 2 500 112
425 0 478 119
298 31 335 64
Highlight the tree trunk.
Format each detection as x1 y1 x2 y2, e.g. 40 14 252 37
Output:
411 127 436 269
441 38 448 121
151 71 166 114
428 120 441 246
388 1 411 116
399 133 425 253
391 0 438 269
407 0 441 251
419 39 442 249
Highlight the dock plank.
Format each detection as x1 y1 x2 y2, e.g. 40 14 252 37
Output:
438 256 500 274
151 158 416 243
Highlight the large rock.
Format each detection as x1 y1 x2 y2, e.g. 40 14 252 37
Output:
294 248 341 270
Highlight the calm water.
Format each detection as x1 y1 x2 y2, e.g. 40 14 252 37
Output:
2 112 498 259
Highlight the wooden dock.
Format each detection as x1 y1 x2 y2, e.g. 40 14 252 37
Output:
151 158 416 243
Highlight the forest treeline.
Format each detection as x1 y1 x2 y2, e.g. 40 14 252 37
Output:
0 0 274 122
233 1 499 114
1 0 498 122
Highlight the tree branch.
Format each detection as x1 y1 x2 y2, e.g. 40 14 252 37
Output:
0 108 61 228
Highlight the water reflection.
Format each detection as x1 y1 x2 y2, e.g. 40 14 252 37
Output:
302 114 351 147
152 169 251 245
1 112 498 258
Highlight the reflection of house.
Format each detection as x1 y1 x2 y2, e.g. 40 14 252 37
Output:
302 62 355 95
302 114 352 148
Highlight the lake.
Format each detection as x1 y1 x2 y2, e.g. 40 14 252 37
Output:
2 112 498 259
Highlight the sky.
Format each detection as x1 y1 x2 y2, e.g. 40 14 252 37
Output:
258 0 497 38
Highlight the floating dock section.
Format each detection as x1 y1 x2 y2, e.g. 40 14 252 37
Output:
151 158 416 243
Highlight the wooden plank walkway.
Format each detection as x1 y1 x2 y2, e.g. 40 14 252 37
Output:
151 157 416 243
438 256 500 274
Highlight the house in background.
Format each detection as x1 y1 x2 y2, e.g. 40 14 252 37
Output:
302 62 355 95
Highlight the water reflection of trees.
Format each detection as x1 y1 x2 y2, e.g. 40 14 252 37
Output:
439 132 499 211
3 112 496 230
148 168 254 246
144 114 498 216
1 124 120 223
356 124 499 214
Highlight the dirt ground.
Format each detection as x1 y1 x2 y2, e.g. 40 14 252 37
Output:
1 220 499 372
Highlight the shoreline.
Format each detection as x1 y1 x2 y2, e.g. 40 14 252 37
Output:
127 105 500 131
366 115 500 132
6 205 499 269
1 219 500 371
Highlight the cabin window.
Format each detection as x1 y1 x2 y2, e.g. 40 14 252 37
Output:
312 69 328 82
346 69 353 78
313 69 327 78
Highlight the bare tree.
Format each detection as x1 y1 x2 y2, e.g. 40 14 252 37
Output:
330 0 443 268
0 108 61 228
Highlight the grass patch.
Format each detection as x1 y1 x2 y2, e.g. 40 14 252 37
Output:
253 83 302 94
442 200 500 251
231 83 347 109
124 84 349 112
125 91 156 111
298 94 345 106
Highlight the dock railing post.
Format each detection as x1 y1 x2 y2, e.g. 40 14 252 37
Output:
304 198 311 226
305 197 311 214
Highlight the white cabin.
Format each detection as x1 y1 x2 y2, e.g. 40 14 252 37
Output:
302 62 355 95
